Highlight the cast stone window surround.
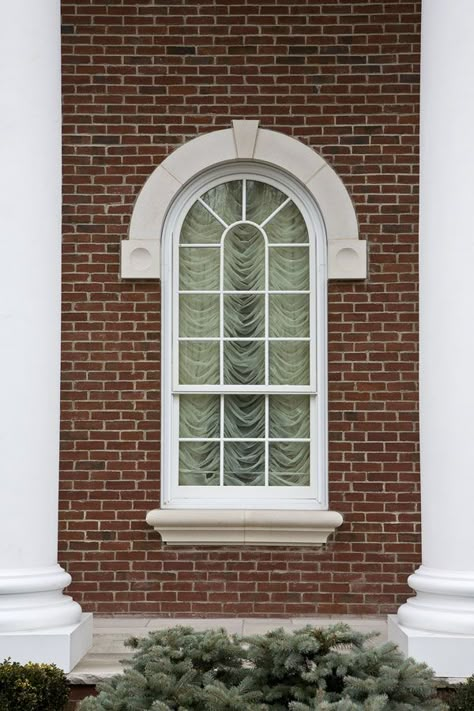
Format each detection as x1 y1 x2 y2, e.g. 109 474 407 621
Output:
121 120 365 546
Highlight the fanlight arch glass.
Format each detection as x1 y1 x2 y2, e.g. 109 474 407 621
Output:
173 177 319 497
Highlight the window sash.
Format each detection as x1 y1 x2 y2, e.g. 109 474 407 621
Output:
174 244 316 390
162 167 327 509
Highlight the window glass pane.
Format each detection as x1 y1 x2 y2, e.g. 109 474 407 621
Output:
179 247 220 291
269 247 309 291
180 395 220 438
224 224 265 291
224 441 265 486
174 176 318 496
201 180 242 225
179 441 220 485
180 201 223 244
269 395 310 439
179 341 220 385
245 180 286 224
224 294 264 339
265 201 308 244
224 395 265 438
224 340 265 385
269 442 310 486
269 294 309 338
179 294 220 338
270 341 310 385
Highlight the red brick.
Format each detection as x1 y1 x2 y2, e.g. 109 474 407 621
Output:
59 0 422 618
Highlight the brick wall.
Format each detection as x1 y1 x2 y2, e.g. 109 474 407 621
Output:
60 0 421 616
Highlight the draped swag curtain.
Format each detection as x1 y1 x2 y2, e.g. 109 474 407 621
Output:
176 179 314 489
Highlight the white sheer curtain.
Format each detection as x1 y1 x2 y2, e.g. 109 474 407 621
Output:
177 179 312 487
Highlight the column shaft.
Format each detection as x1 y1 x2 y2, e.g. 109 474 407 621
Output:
389 0 474 676
0 0 91 670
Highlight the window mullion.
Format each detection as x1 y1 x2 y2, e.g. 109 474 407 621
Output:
265 395 269 487
264 222 269 486
220 394 224 487
264 229 269 386
198 197 228 228
219 215 225 488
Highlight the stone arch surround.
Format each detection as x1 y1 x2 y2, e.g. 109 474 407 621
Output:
121 120 366 281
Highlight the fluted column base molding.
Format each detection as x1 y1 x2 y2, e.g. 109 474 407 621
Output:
389 566 474 677
0 565 83 632
396 566 474 635
0 566 93 671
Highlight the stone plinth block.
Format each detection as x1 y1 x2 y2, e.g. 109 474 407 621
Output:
388 615 474 679
0 613 93 673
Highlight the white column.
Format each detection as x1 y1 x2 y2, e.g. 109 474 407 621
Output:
388 0 474 678
0 0 92 671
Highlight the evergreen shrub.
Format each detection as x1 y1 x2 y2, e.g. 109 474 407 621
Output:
0 658 69 711
447 675 474 710
79 624 447 710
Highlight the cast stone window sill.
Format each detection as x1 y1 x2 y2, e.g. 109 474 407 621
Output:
146 509 343 546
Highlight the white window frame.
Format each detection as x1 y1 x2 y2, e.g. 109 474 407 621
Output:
161 161 328 511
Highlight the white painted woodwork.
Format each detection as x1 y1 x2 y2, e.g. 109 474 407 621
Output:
160 165 329 511
0 0 91 671
389 0 474 676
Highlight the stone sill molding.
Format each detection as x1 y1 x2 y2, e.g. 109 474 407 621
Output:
121 120 366 281
146 509 343 546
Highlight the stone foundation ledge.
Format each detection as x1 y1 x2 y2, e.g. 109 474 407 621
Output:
68 615 387 684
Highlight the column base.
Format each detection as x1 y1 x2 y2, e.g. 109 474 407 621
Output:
397 566 474 635
0 565 85 632
0 612 93 673
388 615 474 678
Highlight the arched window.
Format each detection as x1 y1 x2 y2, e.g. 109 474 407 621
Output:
161 164 327 510
124 122 362 543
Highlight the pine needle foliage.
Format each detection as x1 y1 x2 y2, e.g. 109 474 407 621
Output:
79 624 446 711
